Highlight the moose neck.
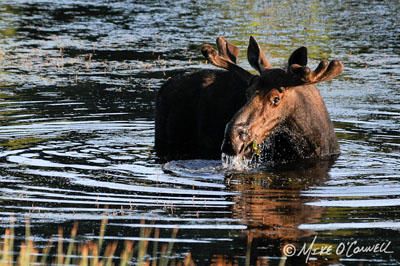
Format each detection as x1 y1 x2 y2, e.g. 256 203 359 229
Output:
283 84 340 159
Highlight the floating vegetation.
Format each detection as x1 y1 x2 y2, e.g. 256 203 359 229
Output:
251 140 261 155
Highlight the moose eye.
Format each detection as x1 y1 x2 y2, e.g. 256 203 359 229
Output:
273 96 280 105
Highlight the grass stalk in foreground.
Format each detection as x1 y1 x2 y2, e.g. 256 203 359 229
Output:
0 218 194 266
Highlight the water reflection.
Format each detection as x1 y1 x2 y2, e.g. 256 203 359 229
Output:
232 161 333 237
209 159 333 264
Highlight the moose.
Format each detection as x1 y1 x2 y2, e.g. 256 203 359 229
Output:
155 36 343 163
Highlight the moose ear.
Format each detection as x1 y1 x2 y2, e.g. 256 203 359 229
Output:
247 36 271 73
288 46 308 66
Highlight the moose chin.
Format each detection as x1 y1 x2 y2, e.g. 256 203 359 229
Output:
155 36 343 164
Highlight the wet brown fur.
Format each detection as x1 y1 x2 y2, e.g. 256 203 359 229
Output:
155 69 247 159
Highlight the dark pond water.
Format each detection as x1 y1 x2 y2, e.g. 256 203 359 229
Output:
0 0 399 265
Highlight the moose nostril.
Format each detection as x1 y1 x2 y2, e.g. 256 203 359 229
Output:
238 130 249 142
221 124 249 156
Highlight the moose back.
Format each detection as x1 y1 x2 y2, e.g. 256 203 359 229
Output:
155 37 343 162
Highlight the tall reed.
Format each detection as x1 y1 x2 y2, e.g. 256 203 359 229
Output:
0 218 195 266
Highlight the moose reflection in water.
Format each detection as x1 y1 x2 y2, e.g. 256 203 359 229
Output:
155 37 343 163
210 158 337 265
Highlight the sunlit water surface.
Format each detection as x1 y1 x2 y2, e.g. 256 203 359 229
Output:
0 0 399 265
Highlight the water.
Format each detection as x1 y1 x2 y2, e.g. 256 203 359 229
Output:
0 0 399 265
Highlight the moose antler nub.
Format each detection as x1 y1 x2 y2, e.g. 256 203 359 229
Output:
289 59 343 85
201 37 253 83
216 37 240 64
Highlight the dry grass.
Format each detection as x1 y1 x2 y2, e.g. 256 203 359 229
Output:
0 218 195 266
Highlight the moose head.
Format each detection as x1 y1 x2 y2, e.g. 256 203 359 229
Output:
202 37 343 161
